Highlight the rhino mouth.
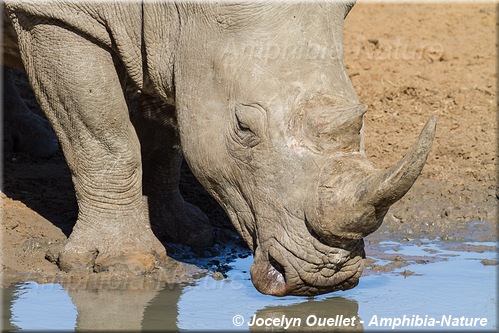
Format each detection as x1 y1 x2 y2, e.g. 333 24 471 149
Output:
250 231 365 296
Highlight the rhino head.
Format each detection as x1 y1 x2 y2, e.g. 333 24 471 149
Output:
171 2 436 296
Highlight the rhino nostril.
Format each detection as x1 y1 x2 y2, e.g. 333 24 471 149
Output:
269 254 285 278
250 250 288 296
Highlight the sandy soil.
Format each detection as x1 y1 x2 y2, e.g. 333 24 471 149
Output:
1 3 497 286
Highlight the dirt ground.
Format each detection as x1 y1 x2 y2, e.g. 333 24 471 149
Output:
1 3 497 287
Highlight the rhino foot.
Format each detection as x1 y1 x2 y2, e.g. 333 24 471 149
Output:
58 223 168 274
177 201 214 249
147 195 213 249
59 250 164 275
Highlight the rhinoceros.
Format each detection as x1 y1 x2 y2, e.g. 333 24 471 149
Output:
4 0 435 296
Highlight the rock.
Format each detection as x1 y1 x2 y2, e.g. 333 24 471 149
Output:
481 259 497 266
401 269 414 277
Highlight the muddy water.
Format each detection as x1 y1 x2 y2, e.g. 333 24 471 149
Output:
2 240 496 331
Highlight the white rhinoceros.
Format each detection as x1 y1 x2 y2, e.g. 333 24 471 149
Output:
4 0 435 296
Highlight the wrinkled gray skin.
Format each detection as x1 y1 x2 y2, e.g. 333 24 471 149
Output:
5 0 435 296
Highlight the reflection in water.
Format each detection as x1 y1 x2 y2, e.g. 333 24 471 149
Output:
3 241 497 331
2 284 20 332
62 280 175 331
251 297 362 332
141 283 182 331
3 279 185 332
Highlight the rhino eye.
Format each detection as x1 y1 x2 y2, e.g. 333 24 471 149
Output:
234 104 265 148
235 114 260 147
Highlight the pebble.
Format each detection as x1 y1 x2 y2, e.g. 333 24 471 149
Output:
212 271 224 280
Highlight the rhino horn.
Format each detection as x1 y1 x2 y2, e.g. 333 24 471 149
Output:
306 116 436 244
364 115 437 211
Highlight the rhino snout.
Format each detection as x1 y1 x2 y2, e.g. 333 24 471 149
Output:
249 237 365 296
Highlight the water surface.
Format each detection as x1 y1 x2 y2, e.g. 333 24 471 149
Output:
2 240 496 331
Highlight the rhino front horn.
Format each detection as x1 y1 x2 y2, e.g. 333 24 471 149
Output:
306 116 436 244
365 115 437 211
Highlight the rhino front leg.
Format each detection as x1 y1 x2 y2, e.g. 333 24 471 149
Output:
12 18 167 273
131 95 213 248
